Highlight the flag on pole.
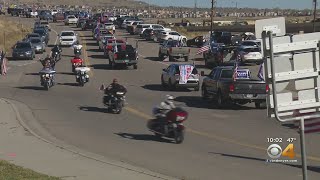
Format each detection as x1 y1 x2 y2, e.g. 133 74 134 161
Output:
293 110 320 134
232 62 238 81
196 45 210 55
257 63 264 81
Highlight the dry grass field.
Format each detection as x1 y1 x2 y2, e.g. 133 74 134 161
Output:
0 16 31 52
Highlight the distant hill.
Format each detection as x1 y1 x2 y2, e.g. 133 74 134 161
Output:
8 0 149 7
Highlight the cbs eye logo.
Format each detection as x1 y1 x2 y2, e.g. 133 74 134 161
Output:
267 144 295 159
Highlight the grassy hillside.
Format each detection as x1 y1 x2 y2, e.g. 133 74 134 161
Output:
0 16 31 52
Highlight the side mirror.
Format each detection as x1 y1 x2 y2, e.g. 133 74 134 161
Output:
200 71 205 76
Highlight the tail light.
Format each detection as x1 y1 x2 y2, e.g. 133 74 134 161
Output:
169 48 172 53
266 84 269 93
107 45 112 50
229 84 234 92
114 53 118 59
176 112 188 122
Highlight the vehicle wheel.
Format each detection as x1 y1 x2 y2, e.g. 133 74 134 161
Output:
169 79 175 90
169 56 174 62
184 56 189 62
216 91 224 108
158 52 163 60
116 105 122 114
161 75 167 88
194 84 199 91
174 129 184 144
44 82 49 91
133 64 137 69
255 102 261 109
202 86 209 100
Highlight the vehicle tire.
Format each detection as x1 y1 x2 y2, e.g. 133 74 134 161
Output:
194 84 199 91
169 55 174 62
158 52 163 60
174 129 184 144
116 104 122 114
44 82 50 91
161 75 167 88
133 64 137 69
255 102 261 109
184 56 189 62
201 86 209 100
169 79 175 90
216 91 224 108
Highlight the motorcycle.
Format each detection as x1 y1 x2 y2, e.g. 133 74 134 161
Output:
103 91 125 114
71 58 84 73
147 107 188 144
39 69 56 90
51 51 61 62
75 67 90 86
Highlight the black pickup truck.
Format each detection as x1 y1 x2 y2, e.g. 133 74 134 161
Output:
201 66 267 108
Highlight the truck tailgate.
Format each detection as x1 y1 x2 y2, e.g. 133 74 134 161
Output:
233 81 266 94
171 47 189 56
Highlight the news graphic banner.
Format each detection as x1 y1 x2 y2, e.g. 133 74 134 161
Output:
179 65 194 84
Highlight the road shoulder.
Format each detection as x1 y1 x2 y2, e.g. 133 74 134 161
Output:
0 98 177 180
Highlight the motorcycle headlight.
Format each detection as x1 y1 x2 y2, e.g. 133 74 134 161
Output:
26 51 32 54
45 74 49 77
50 74 53 77
42 74 45 77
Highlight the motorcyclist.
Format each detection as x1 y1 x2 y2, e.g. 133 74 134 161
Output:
104 78 127 95
51 45 61 61
73 41 82 56
153 95 176 118
40 54 55 70
71 56 84 72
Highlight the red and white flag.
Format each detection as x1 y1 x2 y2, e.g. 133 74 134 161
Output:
196 45 210 55
293 110 320 134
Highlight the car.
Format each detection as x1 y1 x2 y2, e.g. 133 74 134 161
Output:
53 13 64 22
240 40 261 47
98 35 115 50
25 33 43 42
82 19 95 30
161 64 200 91
159 31 187 43
51 9 58 15
33 28 49 44
127 21 143 35
39 21 51 31
186 36 206 47
103 39 126 58
65 15 78 25
235 46 263 64
135 24 170 36
27 37 46 54
59 31 78 46
12 41 35 60
39 10 53 21
108 44 138 69
201 66 267 108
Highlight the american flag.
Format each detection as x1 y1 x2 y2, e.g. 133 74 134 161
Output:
196 45 210 55
232 62 238 81
293 110 320 134
257 63 264 81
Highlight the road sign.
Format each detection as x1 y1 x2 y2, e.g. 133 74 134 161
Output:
255 17 286 39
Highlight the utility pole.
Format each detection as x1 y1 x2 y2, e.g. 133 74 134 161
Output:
210 0 216 38
313 0 317 32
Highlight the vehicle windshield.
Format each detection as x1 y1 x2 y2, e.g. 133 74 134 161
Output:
28 34 39 38
167 41 180 47
242 47 260 52
16 43 31 49
34 30 45 35
241 41 261 46
61 32 75 36
30 39 41 43
40 21 49 25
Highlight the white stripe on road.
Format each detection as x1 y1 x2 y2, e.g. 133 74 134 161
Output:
51 29 59 45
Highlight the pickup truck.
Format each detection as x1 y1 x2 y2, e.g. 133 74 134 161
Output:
108 44 138 69
53 13 64 22
158 40 190 62
201 66 267 108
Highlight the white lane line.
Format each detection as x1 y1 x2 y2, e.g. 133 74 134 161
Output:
51 29 59 45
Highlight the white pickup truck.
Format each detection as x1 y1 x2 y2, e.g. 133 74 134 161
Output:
59 31 78 46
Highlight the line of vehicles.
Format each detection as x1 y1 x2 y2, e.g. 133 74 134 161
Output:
8 9 267 143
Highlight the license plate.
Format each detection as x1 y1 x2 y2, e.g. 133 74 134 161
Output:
19 54 24 56
246 94 253 98
252 54 256 57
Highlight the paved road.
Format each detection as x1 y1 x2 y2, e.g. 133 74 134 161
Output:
1 16 320 180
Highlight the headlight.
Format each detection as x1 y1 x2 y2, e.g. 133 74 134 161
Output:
45 74 49 77
26 51 32 54
42 75 45 77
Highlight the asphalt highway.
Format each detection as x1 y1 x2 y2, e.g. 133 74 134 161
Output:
1 16 320 180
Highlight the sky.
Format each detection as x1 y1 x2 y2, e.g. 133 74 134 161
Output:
136 0 314 10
